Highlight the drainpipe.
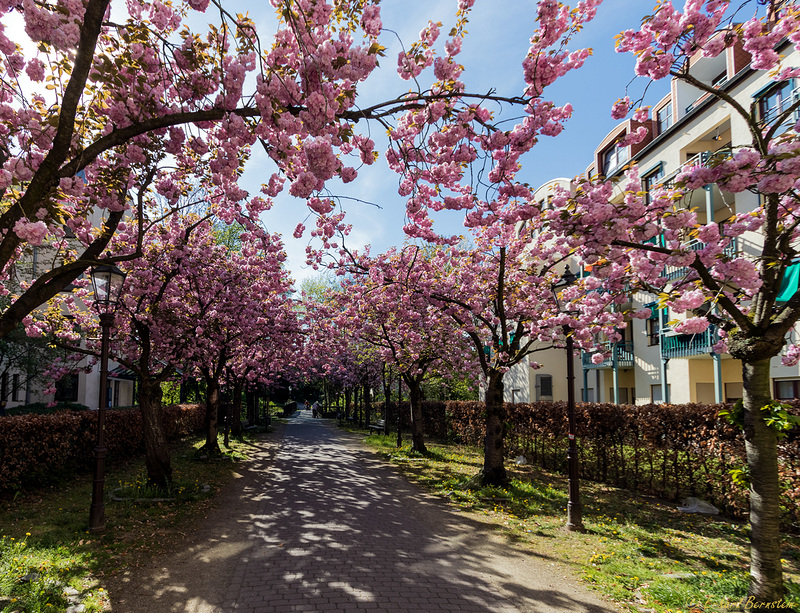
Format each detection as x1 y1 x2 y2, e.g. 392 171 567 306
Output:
713 351 723 403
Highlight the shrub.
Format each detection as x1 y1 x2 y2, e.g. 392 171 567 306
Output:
377 399 800 529
0 404 205 492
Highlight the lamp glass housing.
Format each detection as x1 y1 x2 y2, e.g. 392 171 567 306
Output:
90 265 126 315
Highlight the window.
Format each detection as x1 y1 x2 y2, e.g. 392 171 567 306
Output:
536 374 553 401
114 380 121 407
758 80 796 125
55 374 79 403
656 103 673 135
725 382 743 403
12 374 20 402
651 384 662 403
647 317 660 346
602 143 629 176
645 302 662 345
774 379 800 400
609 388 631 404
642 164 665 200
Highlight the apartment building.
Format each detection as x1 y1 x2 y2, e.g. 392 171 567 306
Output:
1 236 136 413
508 30 800 406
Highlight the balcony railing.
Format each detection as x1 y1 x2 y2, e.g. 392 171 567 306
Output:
759 86 800 127
582 341 634 369
661 327 717 359
658 149 732 190
662 237 737 280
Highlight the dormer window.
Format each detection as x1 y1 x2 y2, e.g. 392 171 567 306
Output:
602 143 629 176
656 102 673 135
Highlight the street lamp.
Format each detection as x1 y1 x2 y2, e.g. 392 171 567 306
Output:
88 264 126 533
552 265 585 532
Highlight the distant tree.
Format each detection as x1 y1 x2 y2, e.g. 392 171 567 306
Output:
0 324 64 412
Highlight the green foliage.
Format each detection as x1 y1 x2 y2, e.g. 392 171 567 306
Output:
0 534 102 613
762 401 800 437
718 400 744 429
420 374 477 401
212 220 246 252
728 464 751 489
161 380 181 406
299 272 339 301
719 399 800 439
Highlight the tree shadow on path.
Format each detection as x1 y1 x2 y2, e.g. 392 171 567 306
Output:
107 413 621 613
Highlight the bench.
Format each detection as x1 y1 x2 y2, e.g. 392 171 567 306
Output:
368 419 386 434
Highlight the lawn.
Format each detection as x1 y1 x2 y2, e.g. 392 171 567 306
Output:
0 432 263 613
361 431 800 613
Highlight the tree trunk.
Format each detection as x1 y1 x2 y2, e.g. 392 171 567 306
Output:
201 377 222 455
407 377 427 454
363 382 372 429
227 381 243 446
742 358 791 610
138 378 172 489
481 369 508 486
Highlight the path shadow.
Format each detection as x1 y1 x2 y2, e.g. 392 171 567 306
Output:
108 415 620 613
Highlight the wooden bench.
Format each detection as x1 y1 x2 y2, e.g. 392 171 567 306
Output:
368 419 386 434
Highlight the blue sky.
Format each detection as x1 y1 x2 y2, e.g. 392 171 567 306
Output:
233 0 754 285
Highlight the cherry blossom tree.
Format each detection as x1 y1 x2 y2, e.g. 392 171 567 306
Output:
335 230 620 483
0 0 573 339
541 1 800 606
173 224 297 455
333 250 477 452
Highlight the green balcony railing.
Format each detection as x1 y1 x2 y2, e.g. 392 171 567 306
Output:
661 328 716 359
663 237 737 281
582 341 635 369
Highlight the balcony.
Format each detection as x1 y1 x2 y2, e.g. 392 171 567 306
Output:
661 328 717 359
759 85 800 128
582 341 634 369
662 237 737 281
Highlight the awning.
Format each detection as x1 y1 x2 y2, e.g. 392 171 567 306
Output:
109 365 137 380
777 262 800 303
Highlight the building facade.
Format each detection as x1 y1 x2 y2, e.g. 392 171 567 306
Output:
508 32 800 406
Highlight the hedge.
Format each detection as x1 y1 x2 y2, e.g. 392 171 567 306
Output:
0 404 205 492
374 399 800 529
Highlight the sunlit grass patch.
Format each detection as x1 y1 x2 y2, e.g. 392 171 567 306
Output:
363 436 800 612
0 432 266 613
0 533 106 612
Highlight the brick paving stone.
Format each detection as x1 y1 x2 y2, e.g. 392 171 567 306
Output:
217 412 620 613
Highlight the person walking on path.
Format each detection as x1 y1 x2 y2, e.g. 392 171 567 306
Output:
108 412 620 613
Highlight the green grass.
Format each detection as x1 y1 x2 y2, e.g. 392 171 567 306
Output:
363 434 800 613
0 433 264 613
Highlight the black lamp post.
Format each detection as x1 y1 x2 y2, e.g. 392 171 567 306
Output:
552 265 585 532
88 264 126 533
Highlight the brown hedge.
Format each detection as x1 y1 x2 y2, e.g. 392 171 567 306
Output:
376 399 800 529
0 404 205 492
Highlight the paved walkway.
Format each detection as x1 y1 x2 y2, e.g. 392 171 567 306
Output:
109 412 620 613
